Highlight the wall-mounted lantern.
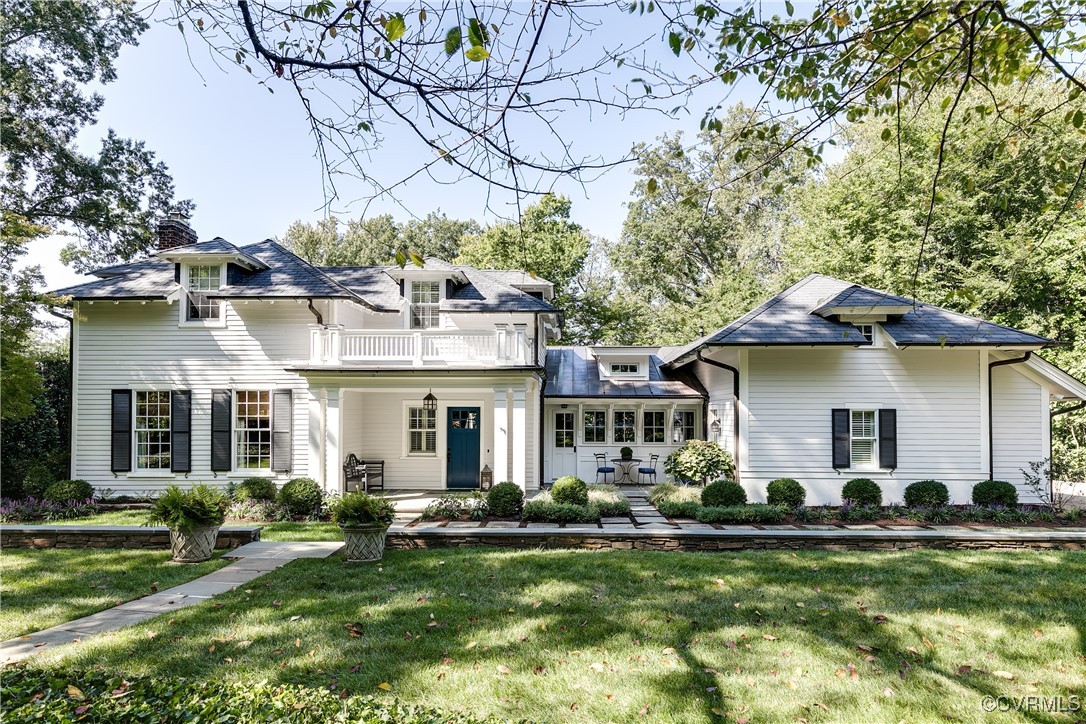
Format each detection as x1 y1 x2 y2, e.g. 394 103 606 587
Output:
480 464 493 491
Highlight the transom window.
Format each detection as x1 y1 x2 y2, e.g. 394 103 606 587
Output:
643 410 665 443
409 281 440 329
583 410 606 443
850 410 877 466
408 406 437 454
236 390 271 469
555 411 574 448
611 363 639 374
186 264 222 321
673 411 696 443
135 391 170 469
856 324 874 342
613 410 635 443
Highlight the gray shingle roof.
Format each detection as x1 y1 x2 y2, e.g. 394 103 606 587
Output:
51 258 176 300
211 241 356 299
545 347 705 398
160 238 245 256
663 274 1052 365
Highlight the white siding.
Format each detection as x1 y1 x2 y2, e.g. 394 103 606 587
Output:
740 346 987 504
991 364 1048 501
693 355 738 454
73 300 312 495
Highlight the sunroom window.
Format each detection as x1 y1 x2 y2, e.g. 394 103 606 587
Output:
850 410 877 466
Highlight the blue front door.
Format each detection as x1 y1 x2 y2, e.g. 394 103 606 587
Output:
447 407 481 489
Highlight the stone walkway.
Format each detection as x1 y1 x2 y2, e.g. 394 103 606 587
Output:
0 541 343 665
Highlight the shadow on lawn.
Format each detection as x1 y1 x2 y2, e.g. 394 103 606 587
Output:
29 548 1086 721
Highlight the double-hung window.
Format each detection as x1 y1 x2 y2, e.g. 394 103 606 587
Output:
613 410 635 443
672 411 696 443
850 410 877 466
186 264 222 321
236 390 272 469
408 406 437 454
643 410 665 443
409 281 440 329
135 391 171 470
583 410 606 443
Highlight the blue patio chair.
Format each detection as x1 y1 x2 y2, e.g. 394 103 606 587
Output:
638 454 660 484
594 453 615 484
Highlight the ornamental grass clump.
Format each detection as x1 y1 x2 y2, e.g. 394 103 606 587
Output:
146 485 228 532
329 491 395 528
587 484 631 517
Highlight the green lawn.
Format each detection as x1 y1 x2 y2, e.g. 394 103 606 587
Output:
49 510 342 541
24 548 1086 722
0 549 227 640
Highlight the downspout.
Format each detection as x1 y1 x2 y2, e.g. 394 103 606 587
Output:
306 298 324 325
696 348 741 484
47 308 75 479
988 352 1032 481
538 372 547 489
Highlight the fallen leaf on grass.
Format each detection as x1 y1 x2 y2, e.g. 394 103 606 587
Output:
662 647 676 654
763 634 778 641
376 682 392 691
882 687 895 697
497 665 511 675
67 685 84 698
993 671 1016 680
465 641 478 650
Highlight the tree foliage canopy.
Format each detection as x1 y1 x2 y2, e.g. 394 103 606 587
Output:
283 211 478 266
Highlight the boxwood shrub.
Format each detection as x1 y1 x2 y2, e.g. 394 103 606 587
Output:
550 476 588 506
766 478 806 508
43 479 94 504
522 500 600 523
486 482 524 517
841 478 882 506
701 480 747 507
278 477 324 516
903 480 950 507
695 504 786 524
655 499 702 518
235 476 278 502
972 480 1018 507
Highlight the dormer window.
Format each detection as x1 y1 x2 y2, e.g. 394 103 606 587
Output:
856 324 874 343
611 363 639 375
410 280 440 329
186 264 222 321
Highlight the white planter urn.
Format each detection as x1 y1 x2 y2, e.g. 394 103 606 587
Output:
169 525 219 563
341 524 390 563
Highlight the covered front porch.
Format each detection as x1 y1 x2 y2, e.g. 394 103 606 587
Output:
298 371 542 494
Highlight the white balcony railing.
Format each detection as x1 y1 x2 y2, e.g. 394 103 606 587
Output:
309 325 533 367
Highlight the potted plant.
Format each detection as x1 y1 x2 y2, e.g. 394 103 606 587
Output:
620 446 634 461
330 491 396 562
146 485 229 563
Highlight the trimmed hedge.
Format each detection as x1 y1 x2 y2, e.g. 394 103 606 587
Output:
655 499 701 518
903 480 950 508
766 478 806 508
701 480 747 507
551 476 588 507
1 668 490 723
278 477 323 516
588 485 632 517
841 478 882 506
695 504 787 524
486 482 524 517
972 480 1018 507
522 500 600 523
235 476 277 502
43 479 94 503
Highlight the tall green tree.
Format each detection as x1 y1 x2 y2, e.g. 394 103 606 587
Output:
283 211 478 266
615 107 811 343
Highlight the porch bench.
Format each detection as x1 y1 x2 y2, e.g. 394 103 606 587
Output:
343 455 385 493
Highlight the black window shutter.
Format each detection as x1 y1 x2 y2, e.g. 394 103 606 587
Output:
398 279 405 297
111 390 132 472
211 389 233 472
271 389 293 473
171 390 192 472
831 408 850 468
879 408 897 469
174 264 181 284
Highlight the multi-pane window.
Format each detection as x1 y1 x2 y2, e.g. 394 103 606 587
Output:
672 411 696 443
856 324 874 342
186 265 222 320
408 407 437 454
135 391 171 469
409 281 440 329
643 410 665 443
583 410 606 443
850 410 877 466
236 390 271 469
555 412 574 448
611 363 639 374
613 410 635 443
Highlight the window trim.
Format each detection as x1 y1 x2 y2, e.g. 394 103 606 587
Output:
554 410 575 449
610 362 639 375
672 410 696 444
234 389 273 471
849 409 878 468
855 324 875 343
178 262 226 328
408 279 442 330
133 390 171 471
642 410 666 444
405 404 438 456
612 409 636 444
583 409 606 444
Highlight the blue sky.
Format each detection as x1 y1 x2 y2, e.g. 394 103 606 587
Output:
35 4 771 290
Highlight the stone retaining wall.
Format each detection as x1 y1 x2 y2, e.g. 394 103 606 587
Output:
0 525 262 550
387 529 1084 552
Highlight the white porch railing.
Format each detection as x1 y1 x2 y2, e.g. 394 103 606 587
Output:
309 325 533 366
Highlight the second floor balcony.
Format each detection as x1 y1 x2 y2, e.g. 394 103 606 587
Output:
309 325 536 367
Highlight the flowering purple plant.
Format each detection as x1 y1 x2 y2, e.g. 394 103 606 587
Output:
0 497 99 523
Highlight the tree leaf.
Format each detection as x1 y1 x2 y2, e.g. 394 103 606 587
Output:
444 27 462 56
668 31 682 56
386 14 406 42
465 45 489 62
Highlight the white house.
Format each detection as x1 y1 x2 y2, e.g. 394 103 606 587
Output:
51 218 1086 504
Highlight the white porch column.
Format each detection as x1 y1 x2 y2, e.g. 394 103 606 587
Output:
307 387 324 486
493 386 510 483
326 325 343 366
495 324 509 365
324 388 341 493
511 385 527 488
308 325 324 364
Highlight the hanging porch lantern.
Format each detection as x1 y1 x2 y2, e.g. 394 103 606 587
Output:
423 389 438 412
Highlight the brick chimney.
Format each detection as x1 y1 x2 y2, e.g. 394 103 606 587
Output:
157 212 198 251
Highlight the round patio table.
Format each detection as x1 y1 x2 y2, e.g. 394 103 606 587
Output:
610 458 643 485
